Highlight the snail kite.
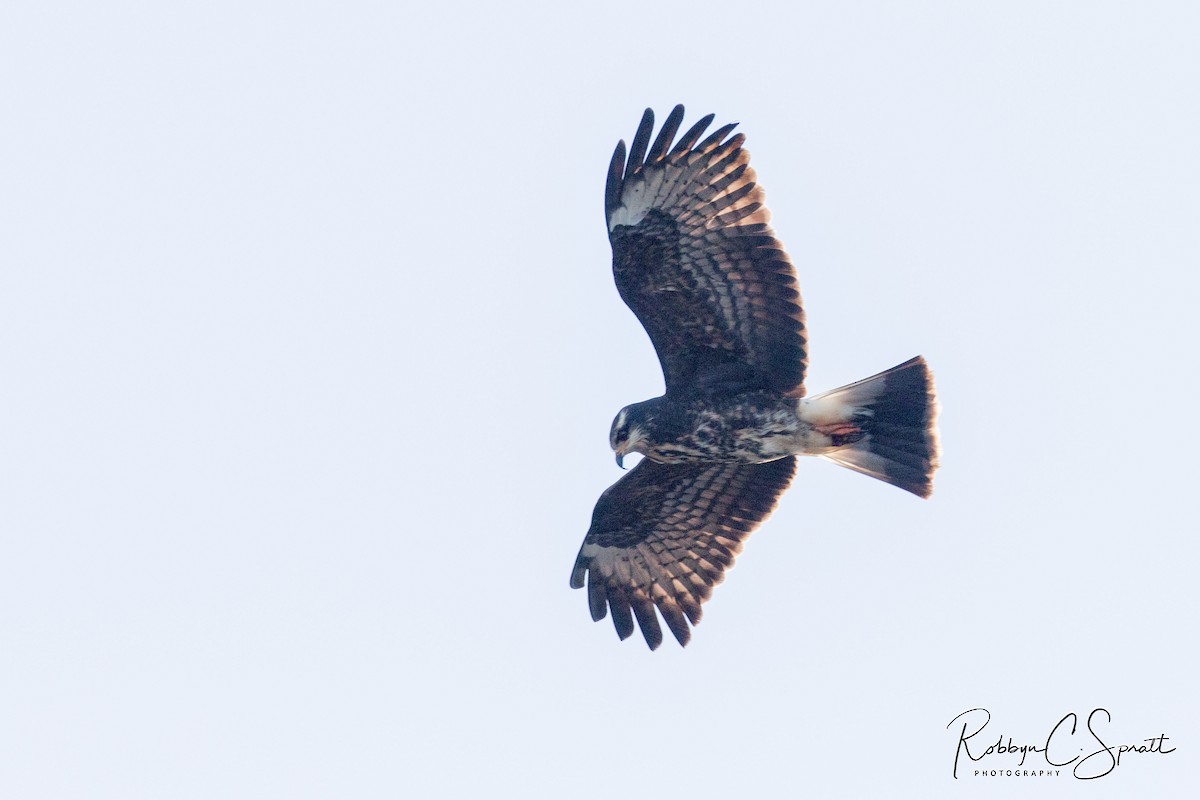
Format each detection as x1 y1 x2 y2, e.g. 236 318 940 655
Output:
571 106 940 650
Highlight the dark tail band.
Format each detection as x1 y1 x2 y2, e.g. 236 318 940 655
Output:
811 356 940 497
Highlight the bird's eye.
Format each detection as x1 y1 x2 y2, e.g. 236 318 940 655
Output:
610 409 633 448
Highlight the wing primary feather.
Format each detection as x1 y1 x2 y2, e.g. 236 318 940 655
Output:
609 587 635 640
656 600 691 647
670 112 715 156
631 597 663 650
605 140 627 217
703 147 747 185
707 162 749 196
696 122 738 154
713 202 765 227
679 593 703 625
587 570 608 621
714 132 747 158
646 104 685 165
624 108 655 181
709 181 756 214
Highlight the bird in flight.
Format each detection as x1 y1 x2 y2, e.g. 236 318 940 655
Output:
570 105 940 650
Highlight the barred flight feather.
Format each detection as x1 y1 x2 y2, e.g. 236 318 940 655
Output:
570 457 796 649
605 106 806 396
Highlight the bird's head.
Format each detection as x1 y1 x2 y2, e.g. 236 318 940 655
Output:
609 402 655 469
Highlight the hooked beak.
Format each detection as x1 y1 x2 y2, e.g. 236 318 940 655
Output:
615 450 626 469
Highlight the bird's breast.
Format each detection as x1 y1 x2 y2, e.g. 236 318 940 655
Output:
643 395 807 464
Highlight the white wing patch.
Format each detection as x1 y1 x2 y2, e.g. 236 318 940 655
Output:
608 168 667 230
607 145 768 233
579 542 622 562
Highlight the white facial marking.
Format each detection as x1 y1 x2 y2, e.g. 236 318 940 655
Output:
626 426 645 452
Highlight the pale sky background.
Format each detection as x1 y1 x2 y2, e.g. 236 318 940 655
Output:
2 1 1198 798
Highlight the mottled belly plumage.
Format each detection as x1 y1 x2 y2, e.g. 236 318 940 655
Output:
641 394 809 465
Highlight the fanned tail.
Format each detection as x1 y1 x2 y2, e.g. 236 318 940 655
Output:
803 356 940 497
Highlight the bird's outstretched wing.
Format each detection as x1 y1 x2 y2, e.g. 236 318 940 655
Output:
606 105 807 397
570 456 796 649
